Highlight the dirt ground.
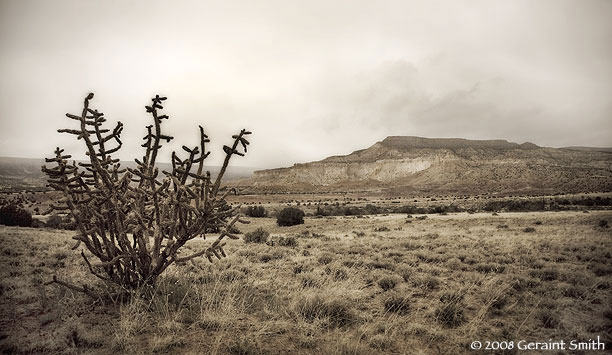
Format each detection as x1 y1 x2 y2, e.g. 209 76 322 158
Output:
1 210 611 354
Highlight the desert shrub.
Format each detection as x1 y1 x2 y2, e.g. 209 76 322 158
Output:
41 93 251 293
562 284 587 298
378 276 400 291
364 204 382 215
537 308 560 328
598 219 609 228
45 214 76 230
383 294 410 315
276 207 305 226
220 269 245 282
435 291 466 328
397 266 414 282
277 236 298 247
300 275 320 288
529 267 559 281
296 295 354 327
592 264 612 276
511 276 540 291
227 335 261 355
244 228 269 244
523 227 536 233
314 206 329 216
315 203 388 217
245 206 267 218
369 334 395 351
368 261 395 271
259 253 274 263
374 226 390 232
318 253 334 265
329 267 349 281
30 218 45 228
483 199 547 212
0 204 32 227
396 205 426 214
45 214 64 229
293 264 305 274
411 274 440 290
474 262 506 274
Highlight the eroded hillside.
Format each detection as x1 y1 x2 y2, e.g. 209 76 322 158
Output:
233 136 612 195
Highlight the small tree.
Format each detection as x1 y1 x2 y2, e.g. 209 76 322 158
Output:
276 207 305 226
42 93 251 295
0 204 32 227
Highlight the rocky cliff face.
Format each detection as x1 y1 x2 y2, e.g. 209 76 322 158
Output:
233 136 612 195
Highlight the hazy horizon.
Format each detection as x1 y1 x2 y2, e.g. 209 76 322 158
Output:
1 0 611 169
1 133 612 168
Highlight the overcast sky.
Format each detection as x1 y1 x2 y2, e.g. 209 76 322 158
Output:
1 0 611 168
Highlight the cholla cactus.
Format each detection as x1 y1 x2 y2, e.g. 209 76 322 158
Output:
42 93 250 292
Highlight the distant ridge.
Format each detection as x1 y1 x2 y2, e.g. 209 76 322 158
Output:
561 146 612 154
379 136 537 150
233 136 612 195
0 157 256 191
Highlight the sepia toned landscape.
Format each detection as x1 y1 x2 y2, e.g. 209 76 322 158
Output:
2 1 612 354
0 203 611 354
1 145 611 354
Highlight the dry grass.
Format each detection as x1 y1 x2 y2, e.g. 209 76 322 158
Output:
1 210 611 354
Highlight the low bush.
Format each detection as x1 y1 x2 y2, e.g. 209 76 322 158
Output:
378 276 400 291
0 204 32 227
300 275 320 288
244 228 269 243
435 291 466 328
296 295 353 327
411 274 440 290
537 308 560 329
317 253 334 265
45 214 76 230
384 294 410 315
276 207 305 226
329 267 349 281
245 206 267 218
529 267 559 281
474 262 506 274
277 236 298 247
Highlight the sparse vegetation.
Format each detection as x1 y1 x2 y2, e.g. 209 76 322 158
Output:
1 197 610 354
276 207 305 226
